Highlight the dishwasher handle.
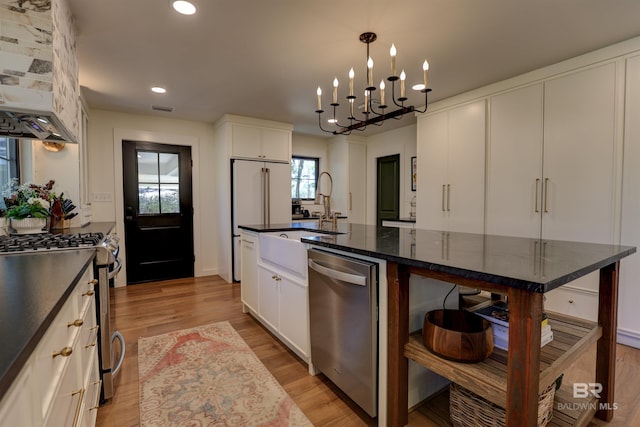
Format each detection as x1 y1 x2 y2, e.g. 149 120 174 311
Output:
308 259 367 286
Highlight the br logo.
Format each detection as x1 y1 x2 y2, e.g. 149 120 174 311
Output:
573 383 602 398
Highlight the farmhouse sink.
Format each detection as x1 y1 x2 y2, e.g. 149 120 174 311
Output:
259 231 334 279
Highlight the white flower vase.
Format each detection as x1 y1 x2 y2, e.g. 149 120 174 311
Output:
10 218 48 235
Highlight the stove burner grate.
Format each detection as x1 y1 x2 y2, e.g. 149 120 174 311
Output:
0 232 104 253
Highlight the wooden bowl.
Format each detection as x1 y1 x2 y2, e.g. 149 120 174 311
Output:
422 309 494 363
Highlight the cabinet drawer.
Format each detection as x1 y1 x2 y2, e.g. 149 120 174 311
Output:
74 268 97 314
544 287 598 321
80 297 99 381
44 349 83 427
34 293 83 419
82 354 101 427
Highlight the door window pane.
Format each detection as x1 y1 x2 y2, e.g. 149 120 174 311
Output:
137 151 180 214
138 184 160 214
160 184 179 213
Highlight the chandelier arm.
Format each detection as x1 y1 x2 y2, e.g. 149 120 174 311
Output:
316 111 336 134
389 79 407 109
412 89 432 114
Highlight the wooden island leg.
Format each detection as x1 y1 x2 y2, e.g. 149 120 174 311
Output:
596 261 619 421
386 262 410 427
506 288 543 426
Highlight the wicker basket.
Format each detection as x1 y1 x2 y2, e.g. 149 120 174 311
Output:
449 382 555 427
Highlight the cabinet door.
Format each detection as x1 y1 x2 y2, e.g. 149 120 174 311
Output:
261 128 291 162
258 266 279 331
348 143 366 224
417 110 449 230
231 124 262 159
542 63 617 243
619 54 640 344
447 100 486 233
487 84 544 238
0 366 34 427
240 233 259 312
278 277 309 357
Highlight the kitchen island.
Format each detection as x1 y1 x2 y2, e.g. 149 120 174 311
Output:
297 224 636 426
237 222 636 425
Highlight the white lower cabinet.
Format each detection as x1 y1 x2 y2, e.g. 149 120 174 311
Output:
0 265 98 427
240 231 259 313
257 263 310 360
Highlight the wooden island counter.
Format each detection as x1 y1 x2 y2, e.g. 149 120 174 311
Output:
302 225 636 427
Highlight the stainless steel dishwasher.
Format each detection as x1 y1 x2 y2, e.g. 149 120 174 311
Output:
307 248 378 417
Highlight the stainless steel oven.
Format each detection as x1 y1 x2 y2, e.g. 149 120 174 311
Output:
94 234 125 403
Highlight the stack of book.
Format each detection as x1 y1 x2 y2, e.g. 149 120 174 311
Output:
474 301 553 351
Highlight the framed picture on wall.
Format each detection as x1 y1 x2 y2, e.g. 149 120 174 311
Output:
411 156 417 191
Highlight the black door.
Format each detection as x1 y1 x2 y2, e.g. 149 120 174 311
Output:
122 140 194 284
377 154 400 225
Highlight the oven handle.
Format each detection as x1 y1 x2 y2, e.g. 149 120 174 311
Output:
111 331 126 376
108 258 122 280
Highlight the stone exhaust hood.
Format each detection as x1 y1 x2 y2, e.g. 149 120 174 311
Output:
0 0 79 143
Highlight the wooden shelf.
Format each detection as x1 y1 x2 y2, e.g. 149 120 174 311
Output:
404 311 601 409
415 386 598 427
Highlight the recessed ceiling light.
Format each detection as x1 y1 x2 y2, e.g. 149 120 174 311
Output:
412 83 426 91
151 86 167 94
171 0 196 15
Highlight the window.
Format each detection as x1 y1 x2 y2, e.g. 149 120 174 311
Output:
0 137 20 210
137 151 180 214
291 156 318 200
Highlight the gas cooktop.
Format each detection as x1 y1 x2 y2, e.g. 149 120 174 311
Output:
0 232 104 253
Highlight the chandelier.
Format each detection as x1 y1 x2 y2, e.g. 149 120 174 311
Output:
315 32 431 136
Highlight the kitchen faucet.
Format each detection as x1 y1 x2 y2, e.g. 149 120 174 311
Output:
315 171 339 230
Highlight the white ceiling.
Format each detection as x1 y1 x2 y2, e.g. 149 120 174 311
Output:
67 0 640 138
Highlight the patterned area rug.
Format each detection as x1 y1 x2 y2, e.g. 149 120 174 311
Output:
138 321 313 426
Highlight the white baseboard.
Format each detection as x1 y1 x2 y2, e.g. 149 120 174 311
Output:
617 327 640 349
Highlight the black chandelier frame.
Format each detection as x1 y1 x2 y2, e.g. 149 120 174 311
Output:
315 32 431 136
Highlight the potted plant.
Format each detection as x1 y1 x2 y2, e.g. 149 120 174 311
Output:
2 179 53 234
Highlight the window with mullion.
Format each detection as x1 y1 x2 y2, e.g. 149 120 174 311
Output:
291 156 319 200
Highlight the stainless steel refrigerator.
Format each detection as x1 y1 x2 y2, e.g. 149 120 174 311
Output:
231 159 291 281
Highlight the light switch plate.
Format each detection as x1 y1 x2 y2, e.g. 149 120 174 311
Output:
92 192 113 202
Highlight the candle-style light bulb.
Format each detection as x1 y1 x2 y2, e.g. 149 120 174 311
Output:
317 87 322 111
380 80 386 106
390 44 397 77
349 68 355 96
367 57 374 87
333 77 339 104
423 60 429 88
364 90 370 113
400 70 406 98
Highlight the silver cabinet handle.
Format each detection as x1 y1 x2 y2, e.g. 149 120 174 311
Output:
308 259 367 286
447 184 451 212
535 178 540 213
441 184 446 212
544 178 549 213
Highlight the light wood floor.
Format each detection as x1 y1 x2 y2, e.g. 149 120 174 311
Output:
96 276 640 427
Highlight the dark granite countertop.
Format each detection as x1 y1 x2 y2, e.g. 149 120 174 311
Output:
240 222 637 293
0 224 114 402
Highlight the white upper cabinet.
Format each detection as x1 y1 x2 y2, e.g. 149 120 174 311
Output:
541 63 617 244
486 83 544 238
231 123 291 162
487 62 617 245
417 100 486 233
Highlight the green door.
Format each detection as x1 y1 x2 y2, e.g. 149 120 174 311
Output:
377 154 400 225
